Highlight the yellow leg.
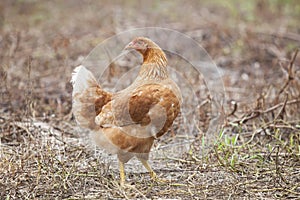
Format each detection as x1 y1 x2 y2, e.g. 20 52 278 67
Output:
119 160 125 186
139 158 169 183
139 159 157 180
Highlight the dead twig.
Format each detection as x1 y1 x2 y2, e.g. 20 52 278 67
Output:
274 94 288 121
227 100 238 117
230 111 260 124
278 49 299 95
263 99 300 114
13 122 34 140
230 99 300 124
255 31 300 43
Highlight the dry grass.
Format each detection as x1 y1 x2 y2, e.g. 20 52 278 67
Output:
1 0 300 199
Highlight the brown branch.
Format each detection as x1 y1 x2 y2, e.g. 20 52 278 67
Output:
255 31 300 43
230 99 300 124
274 94 288 121
227 100 237 117
278 48 299 95
262 99 300 114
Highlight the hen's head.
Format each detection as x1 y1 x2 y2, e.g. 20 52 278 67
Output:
125 37 167 65
125 37 160 54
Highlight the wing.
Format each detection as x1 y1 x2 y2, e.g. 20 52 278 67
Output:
95 83 180 138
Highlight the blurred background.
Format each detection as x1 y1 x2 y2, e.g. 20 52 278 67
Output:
1 0 299 118
0 0 300 116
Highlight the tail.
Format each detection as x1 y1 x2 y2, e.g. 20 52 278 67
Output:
71 65 112 129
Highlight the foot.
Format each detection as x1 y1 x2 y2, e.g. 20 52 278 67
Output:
150 173 170 183
139 158 170 183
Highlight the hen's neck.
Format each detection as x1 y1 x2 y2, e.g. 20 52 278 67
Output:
138 49 168 81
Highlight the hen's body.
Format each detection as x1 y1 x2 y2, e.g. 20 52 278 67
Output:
71 37 181 184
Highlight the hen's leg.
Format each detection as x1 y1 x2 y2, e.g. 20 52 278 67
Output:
119 160 126 186
138 158 170 183
138 158 157 180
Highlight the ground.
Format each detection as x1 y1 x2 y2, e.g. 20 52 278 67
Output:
0 0 300 199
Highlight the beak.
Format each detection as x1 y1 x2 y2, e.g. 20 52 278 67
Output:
124 41 134 50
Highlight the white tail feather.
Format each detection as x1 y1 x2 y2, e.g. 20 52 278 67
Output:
71 65 98 96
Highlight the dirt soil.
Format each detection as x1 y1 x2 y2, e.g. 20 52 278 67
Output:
1 0 300 199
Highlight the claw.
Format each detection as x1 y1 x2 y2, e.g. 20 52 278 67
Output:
138 158 169 183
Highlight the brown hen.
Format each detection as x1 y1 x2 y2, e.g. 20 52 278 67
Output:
71 37 182 185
